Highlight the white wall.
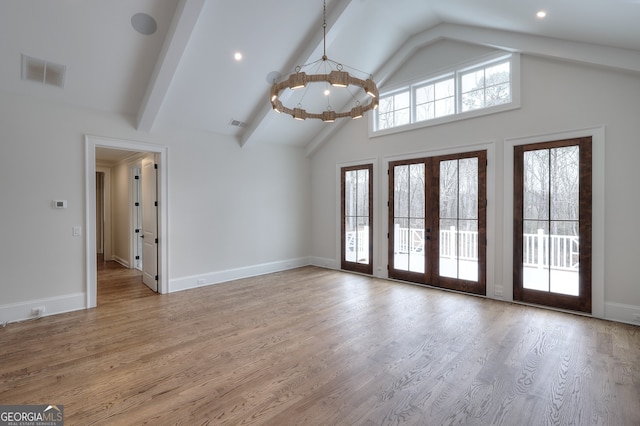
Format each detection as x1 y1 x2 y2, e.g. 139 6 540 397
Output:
162 124 311 289
111 159 133 266
309 43 640 324
0 90 311 323
383 40 496 90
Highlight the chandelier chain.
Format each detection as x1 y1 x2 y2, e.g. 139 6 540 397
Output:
322 0 327 60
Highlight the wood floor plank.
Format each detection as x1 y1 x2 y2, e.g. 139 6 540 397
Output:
1 263 639 425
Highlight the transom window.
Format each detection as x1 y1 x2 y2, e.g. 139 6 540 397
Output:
460 61 511 112
415 77 455 122
377 91 410 130
374 54 517 134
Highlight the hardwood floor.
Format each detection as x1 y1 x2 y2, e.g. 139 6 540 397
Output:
96 256 156 305
1 266 639 425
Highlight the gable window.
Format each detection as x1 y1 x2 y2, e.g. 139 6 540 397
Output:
373 53 519 135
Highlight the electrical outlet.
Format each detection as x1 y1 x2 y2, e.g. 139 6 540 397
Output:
31 307 45 317
197 279 206 285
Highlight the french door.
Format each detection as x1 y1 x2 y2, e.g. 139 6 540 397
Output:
341 164 373 274
513 137 592 312
388 151 486 295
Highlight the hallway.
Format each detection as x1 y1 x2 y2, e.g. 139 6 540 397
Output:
97 256 156 305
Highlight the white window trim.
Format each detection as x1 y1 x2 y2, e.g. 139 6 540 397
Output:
370 52 521 138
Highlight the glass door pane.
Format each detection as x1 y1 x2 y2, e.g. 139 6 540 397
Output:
439 159 458 279
341 165 373 274
550 146 579 296
438 157 479 282
522 146 579 295
392 163 425 274
514 137 591 313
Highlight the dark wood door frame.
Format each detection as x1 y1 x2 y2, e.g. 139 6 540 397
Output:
513 137 592 313
388 150 487 295
341 164 374 275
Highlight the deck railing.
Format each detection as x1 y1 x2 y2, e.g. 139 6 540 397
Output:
385 226 579 271
345 226 369 262
439 227 478 261
523 229 579 271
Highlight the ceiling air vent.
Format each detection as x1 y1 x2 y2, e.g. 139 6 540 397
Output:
229 119 248 128
21 55 66 88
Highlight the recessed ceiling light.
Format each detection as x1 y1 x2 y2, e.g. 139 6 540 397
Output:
536 10 547 18
131 13 157 35
234 52 243 61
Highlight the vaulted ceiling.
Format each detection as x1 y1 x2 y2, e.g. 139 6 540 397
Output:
1 0 639 156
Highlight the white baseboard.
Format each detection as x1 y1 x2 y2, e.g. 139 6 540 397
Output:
604 302 640 326
308 257 339 270
112 256 130 268
491 284 505 300
0 293 86 325
169 257 312 293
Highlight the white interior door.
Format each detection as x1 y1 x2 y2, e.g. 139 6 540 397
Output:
141 155 158 292
132 166 143 271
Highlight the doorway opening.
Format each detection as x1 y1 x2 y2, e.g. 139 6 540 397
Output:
85 135 168 309
94 150 159 303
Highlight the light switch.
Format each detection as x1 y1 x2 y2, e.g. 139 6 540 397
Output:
73 226 82 237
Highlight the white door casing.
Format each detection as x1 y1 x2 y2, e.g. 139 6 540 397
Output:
85 134 168 309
